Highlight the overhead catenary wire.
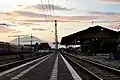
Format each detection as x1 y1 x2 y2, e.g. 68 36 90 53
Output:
40 0 55 41
45 0 55 38
52 2 55 18
48 0 57 40
46 0 56 38
47 0 55 30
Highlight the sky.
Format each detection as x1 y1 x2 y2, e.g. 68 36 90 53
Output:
0 0 120 43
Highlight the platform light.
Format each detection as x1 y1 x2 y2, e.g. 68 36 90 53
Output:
96 38 98 40
92 39 94 41
101 29 103 31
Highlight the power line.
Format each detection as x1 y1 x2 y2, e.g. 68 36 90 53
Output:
47 0 55 30
48 0 57 42
45 0 55 38
40 0 55 41
45 0 56 40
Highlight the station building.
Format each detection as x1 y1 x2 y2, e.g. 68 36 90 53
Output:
60 25 120 59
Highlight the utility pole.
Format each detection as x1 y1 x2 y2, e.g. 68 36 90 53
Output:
55 20 58 53
18 36 20 50
22 33 33 52
92 21 94 27
30 33 33 52
8 35 27 52
118 25 120 30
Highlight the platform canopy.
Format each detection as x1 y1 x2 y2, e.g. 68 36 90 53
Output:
60 25 119 46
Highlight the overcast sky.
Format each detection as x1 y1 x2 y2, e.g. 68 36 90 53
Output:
0 0 120 42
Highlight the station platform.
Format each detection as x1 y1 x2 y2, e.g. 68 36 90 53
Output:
58 53 74 80
0 53 81 80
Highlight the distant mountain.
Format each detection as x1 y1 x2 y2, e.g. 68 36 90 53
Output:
9 36 46 45
9 36 64 48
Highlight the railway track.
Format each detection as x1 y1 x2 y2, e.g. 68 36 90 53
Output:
0 53 51 72
0 53 53 80
63 53 120 80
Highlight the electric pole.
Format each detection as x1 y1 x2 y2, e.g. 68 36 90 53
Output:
8 35 27 52
55 20 58 53
92 21 94 27
31 33 33 52
18 36 20 49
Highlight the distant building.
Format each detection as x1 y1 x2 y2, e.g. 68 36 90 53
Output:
38 43 51 50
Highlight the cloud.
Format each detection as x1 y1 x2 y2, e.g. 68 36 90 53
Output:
0 12 17 21
0 27 16 33
100 0 120 4
32 28 47 31
89 12 120 16
63 28 76 31
88 12 120 21
25 4 75 11
12 31 22 33
0 12 12 15
20 22 35 25
0 11 51 22
19 22 42 26
55 15 99 21
17 5 23 7
13 11 100 22
19 19 80 23
71 16 99 20
14 11 51 18
1 10 120 27
0 10 100 25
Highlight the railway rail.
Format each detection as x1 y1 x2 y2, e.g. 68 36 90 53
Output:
62 52 120 80
0 52 50 72
0 53 54 80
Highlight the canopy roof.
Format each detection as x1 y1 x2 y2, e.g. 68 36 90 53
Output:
60 25 119 45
